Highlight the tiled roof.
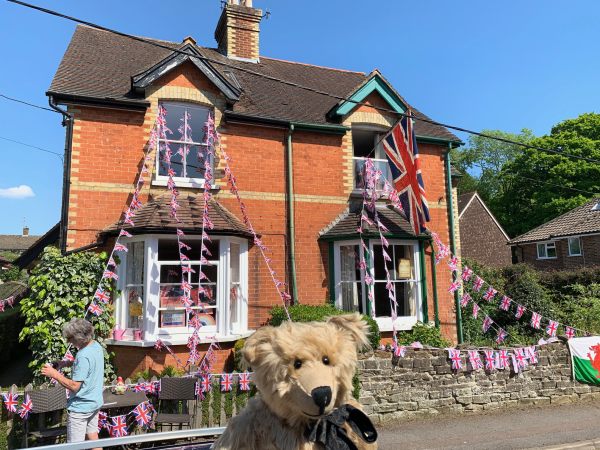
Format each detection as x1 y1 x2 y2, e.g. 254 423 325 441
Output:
49 25 460 142
457 192 476 215
14 223 60 270
0 234 41 252
0 281 28 303
319 205 418 239
509 198 600 244
102 194 251 238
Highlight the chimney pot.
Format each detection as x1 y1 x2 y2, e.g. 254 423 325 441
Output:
22 226 29 236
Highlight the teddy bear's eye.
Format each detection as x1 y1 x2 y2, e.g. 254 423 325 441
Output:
294 359 302 369
322 356 330 365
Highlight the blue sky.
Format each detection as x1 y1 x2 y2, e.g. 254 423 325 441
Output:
1 0 599 235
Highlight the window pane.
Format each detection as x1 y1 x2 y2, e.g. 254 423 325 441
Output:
395 246 415 280
160 311 186 328
537 244 546 258
158 239 220 261
569 238 581 255
192 309 217 327
230 243 241 329
186 145 208 179
163 104 186 139
374 282 397 317
341 281 363 314
547 244 557 258
126 287 144 329
340 245 360 282
352 129 376 158
159 284 184 308
158 141 184 177
191 265 218 283
187 106 210 144
126 242 144 285
373 245 394 280
160 265 185 284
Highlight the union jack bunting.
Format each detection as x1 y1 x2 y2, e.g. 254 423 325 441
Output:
132 402 153 427
483 287 497 302
497 350 509 370
221 373 234 392
482 315 494 333
5 296 14 307
447 349 463 371
200 375 212 393
472 303 480 319
447 256 459 272
180 281 192 292
511 354 520 374
526 346 538 364
0 303 5 313
460 293 471 307
472 276 484 292
94 288 110 304
565 326 576 339
499 295 511 311
483 350 495 371
393 344 407 358
467 350 483 371
179 241 191 251
181 265 195 274
114 243 128 253
515 304 526 319
110 415 128 437
103 270 119 281
98 411 108 431
130 196 143 210
238 372 251 391
382 114 430 235
461 266 474 282
495 328 508 344
530 312 542 329
88 303 103 316
119 229 133 238
448 281 461 294
107 257 117 267
132 383 150 393
154 339 164 351
514 348 528 369
2 393 19 413
18 394 32 419
63 350 75 362
544 320 559 337
176 229 185 237
124 209 135 226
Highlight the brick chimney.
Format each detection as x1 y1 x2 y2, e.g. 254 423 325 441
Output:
22 226 29 236
214 0 262 62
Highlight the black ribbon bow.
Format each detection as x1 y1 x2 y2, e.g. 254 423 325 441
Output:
305 404 377 450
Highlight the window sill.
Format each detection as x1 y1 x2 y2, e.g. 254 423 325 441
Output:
568 254 582 257
105 330 254 347
536 257 557 260
376 316 418 332
152 179 221 190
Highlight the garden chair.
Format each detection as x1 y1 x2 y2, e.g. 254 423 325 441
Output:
23 384 67 448
155 377 197 431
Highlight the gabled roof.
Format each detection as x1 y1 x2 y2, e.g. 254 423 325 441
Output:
48 25 460 142
0 233 41 252
509 197 600 245
14 223 60 269
102 194 252 238
458 192 509 241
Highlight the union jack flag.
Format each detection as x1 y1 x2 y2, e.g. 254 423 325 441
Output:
2 393 18 413
447 349 463 370
107 257 117 267
483 287 497 302
461 266 474 282
0 303 5 313
130 195 143 210
513 348 528 369
460 293 471 307
179 241 191 251
94 288 110 304
546 320 559 337
565 326 576 339
526 346 538 364
98 411 108 431
181 281 192 292
472 276 484 292
495 328 508 344
132 402 153 427
515 304 526 319
63 350 75 362
18 394 32 419
103 270 119 281
200 375 212 393
110 415 128 437
497 350 509 370
119 229 133 238
114 243 128 253
5 296 14 308
124 209 135 226
176 228 185 237
447 256 459 272
181 265 195 274
530 312 542 329
472 303 480 319
221 374 233 392
468 350 483 371
448 281 461 294
132 383 149 393
382 114 430 235
238 372 251 391
88 303 103 316
393 344 407 358
499 295 511 311
483 350 495 371
154 339 164 351
482 315 494 333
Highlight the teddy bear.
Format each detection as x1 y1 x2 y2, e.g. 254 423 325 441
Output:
213 313 378 450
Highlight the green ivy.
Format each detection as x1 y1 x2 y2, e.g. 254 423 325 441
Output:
232 338 246 372
19 247 116 384
223 389 234 419
396 322 451 348
211 380 222 425
234 387 249 415
351 372 360 400
200 392 211 427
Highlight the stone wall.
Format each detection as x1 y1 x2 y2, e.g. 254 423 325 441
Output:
357 342 600 424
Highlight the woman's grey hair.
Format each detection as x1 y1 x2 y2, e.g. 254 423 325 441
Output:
63 318 94 349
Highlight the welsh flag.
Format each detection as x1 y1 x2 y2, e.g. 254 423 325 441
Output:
569 336 600 385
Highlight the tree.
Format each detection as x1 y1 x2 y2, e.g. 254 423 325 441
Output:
495 113 600 237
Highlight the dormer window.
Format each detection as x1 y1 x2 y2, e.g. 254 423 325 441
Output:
157 102 213 183
352 127 392 190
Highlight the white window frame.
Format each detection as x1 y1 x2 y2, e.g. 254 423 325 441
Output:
536 241 557 260
567 236 582 257
155 102 213 186
351 125 393 192
115 234 248 344
333 239 422 332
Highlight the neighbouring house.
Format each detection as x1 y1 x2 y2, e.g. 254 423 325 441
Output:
0 227 40 257
510 198 600 270
14 223 60 270
457 192 511 268
47 0 463 376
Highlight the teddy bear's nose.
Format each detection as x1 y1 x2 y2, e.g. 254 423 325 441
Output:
311 386 332 412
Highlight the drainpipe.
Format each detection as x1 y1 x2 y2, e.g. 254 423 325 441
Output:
48 95 74 255
430 243 440 328
445 143 463 343
286 124 299 304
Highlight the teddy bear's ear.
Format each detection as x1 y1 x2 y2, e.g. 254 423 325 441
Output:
243 326 276 367
326 313 370 350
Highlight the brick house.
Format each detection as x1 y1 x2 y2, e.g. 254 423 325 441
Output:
510 198 600 270
47 0 462 377
457 192 511 268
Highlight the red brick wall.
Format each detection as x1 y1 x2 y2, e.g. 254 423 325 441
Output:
516 235 600 270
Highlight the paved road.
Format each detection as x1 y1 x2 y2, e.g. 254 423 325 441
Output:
376 401 600 449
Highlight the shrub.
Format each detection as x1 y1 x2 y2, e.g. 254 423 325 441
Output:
396 322 451 348
268 304 380 350
232 338 246 372
19 247 116 384
554 283 600 334
132 368 154 381
0 307 27 365
159 365 185 378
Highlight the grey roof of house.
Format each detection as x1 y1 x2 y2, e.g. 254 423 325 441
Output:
509 198 600 244
49 25 460 143
457 192 476 215
0 234 41 252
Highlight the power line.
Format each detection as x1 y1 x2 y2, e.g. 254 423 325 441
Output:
0 135 63 161
506 174 599 196
7 0 600 165
0 93 59 113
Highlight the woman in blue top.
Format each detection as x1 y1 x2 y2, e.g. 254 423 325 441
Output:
42 318 105 448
